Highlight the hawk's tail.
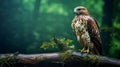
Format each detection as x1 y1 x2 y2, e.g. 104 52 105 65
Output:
92 38 102 55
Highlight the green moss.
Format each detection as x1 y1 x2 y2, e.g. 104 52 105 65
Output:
84 55 99 64
0 54 17 67
60 50 73 62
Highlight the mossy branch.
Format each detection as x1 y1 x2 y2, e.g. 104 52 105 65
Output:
0 51 120 67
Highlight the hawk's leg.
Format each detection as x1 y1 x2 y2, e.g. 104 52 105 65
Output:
80 47 85 52
86 47 90 53
80 47 90 53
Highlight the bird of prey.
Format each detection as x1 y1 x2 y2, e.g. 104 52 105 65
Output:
71 6 102 55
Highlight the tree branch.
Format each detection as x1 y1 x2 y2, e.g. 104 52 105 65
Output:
0 51 120 67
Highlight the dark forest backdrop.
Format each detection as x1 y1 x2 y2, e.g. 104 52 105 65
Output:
0 0 120 59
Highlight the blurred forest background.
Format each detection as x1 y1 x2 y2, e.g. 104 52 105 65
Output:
0 0 120 59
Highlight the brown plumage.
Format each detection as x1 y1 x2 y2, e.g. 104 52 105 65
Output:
71 6 102 55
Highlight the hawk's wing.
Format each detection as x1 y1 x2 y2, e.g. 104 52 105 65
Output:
87 17 102 55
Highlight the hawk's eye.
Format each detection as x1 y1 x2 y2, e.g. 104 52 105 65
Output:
77 9 81 11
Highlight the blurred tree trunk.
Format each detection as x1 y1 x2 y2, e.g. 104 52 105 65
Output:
30 0 41 29
33 0 41 19
102 0 113 54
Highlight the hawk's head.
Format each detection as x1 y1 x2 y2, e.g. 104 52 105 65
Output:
74 6 89 15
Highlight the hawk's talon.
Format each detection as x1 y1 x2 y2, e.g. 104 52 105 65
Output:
86 49 89 53
80 47 90 53
80 47 85 52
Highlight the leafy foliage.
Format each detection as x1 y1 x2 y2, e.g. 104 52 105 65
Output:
40 37 75 52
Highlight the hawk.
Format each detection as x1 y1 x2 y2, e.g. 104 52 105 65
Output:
71 6 102 55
